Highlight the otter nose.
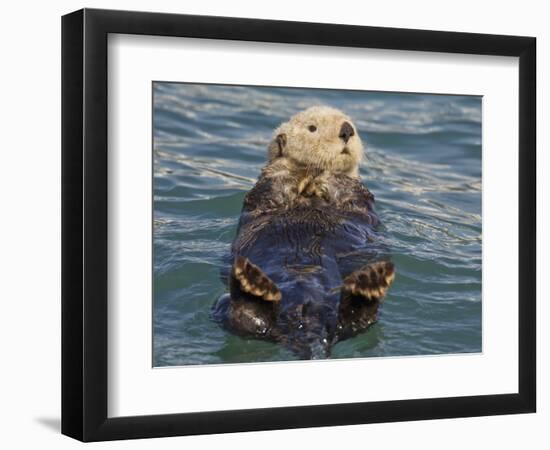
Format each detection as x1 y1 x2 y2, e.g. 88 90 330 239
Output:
339 121 355 143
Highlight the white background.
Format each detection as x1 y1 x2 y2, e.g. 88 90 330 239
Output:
0 0 546 448
109 35 518 417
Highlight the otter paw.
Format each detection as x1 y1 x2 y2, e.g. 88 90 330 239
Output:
297 175 314 196
301 177 331 202
342 261 395 301
232 256 282 302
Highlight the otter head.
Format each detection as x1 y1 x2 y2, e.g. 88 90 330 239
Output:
268 106 363 177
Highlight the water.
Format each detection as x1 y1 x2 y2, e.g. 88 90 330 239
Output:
153 82 482 367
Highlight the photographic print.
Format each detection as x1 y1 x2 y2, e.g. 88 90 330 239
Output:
153 82 482 367
61 10 535 440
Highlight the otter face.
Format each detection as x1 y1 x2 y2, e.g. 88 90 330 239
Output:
268 106 363 177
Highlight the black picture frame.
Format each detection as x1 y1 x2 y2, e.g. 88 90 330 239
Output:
61 8 536 442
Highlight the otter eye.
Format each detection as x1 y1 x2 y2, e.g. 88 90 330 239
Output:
308 125 317 132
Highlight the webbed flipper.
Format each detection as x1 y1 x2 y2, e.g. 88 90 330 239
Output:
336 261 395 341
342 261 395 301
232 256 282 302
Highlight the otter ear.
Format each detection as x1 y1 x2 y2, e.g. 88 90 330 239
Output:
269 133 287 158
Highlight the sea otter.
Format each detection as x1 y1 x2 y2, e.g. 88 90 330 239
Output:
212 106 395 359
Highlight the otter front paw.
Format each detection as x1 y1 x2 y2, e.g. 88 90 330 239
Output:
299 176 331 202
342 261 395 301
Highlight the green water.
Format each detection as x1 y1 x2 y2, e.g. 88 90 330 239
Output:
153 82 482 366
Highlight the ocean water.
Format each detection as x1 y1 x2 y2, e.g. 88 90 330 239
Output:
153 82 482 366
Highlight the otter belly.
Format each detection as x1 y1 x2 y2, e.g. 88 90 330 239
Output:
212 205 394 359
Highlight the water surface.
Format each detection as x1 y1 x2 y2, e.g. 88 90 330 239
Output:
153 82 482 366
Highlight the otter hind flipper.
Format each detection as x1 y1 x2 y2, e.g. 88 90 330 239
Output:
232 256 282 302
342 261 395 301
